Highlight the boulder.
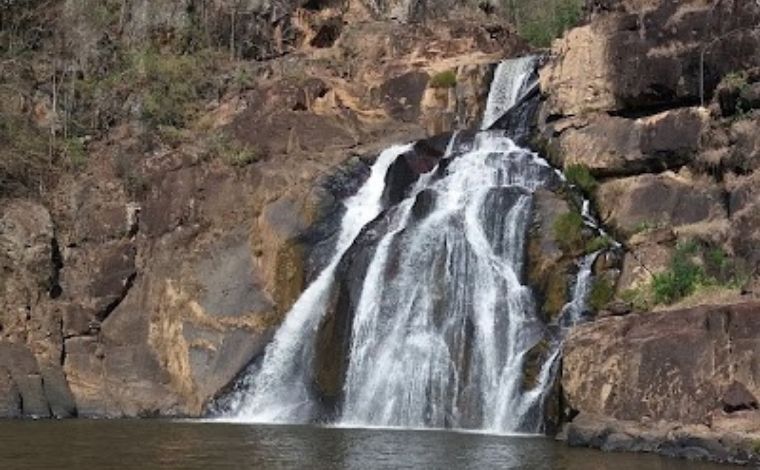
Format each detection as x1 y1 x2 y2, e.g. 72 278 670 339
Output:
382 133 451 206
616 229 675 292
546 108 707 177
722 381 759 414
563 412 760 466
596 171 726 239
526 190 574 322
563 302 760 424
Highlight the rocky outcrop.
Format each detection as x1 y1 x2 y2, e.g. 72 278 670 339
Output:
541 0 760 117
540 0 760 307
563 413 760 466
543 108 708 177
561 302 760 464
596 170 727 239
544 0 760 465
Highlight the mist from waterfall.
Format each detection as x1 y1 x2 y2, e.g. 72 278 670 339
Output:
220 56 602 433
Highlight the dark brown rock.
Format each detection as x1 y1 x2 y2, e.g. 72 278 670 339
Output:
0 369 21 418
383 133 450 206
563 412 760 466
546 108 707 177
379 71 430 123
723 381 759 413
526 190 574 322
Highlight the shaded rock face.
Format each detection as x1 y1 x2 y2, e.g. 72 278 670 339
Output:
0 201 75 418
563 302 760 425
526 190 574 322
563 412 760 466
596 171 727 238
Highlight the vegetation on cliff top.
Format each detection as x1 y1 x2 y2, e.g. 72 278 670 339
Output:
621 240 749 310
499 0 584 47
0 0 262 198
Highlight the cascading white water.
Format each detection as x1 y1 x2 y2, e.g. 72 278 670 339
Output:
481 56 538 130
559 252 600 328
339 133 561 433
223 55 603 433
225 144 411 423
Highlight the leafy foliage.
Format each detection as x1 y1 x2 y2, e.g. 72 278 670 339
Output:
585 235 613 254
564 164 597 194
134 49 222 129
588 276 615 312
553 210 584 252
501 0 584 47
651 241 704 304
208 133 261 167
429 70 457 89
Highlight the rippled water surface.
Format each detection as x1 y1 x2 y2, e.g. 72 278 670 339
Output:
0 421 738 469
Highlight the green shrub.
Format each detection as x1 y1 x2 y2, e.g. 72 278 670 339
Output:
429 70 457 89
553 210 584 252
652 241 704 304
62 138 88 170
620 287 651 312
588 277 615 312
209 134 260 167
137 51 201 128
511 0 584 47
133 49 221 129
632 220 659 234
565 164 597 194
723 71 749 91
751 439 760 455
585 235 613 254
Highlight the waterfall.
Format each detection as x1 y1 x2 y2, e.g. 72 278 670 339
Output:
339 133 561 433
221 55 604 434
558 252 600 328
481 56 538 130
224 144 411 423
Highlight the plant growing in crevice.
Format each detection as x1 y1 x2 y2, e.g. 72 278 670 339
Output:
564 164 597 194
585 235 613 254
208 133 261 167
652 241 704 304
588 276 615 312
553 210 584 252
429 70 457 89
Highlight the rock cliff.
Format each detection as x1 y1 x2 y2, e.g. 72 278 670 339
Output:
0 0 525 417
538 0 760 464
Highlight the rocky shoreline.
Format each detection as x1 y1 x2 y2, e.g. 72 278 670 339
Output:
562 413 760 466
